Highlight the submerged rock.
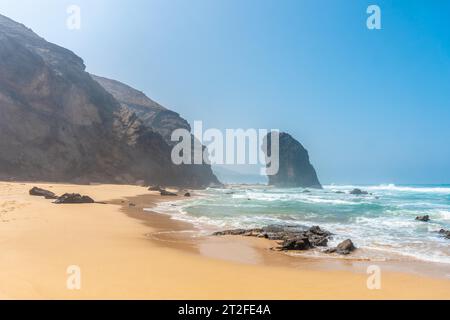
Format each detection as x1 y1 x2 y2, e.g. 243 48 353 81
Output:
349 189 369 195
54 193 95 204
416 215 430 222
29 187 58 199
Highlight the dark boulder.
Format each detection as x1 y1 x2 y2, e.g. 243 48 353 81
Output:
415 215 430 222
54 193 95 204
280 237 311 251
29 187 57 199
350 189 369 195
326 239 356 255
149 185 163 192
439 229 450 239
184 192 191 197
160 190 177 196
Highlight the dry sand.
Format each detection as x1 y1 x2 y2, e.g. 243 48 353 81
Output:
0 182 449 299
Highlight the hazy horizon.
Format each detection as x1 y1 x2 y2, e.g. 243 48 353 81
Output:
1 0 449 184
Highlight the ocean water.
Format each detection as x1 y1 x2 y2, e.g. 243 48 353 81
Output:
152 184 450 264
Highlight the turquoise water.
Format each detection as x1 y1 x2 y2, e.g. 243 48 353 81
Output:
153 184 450 264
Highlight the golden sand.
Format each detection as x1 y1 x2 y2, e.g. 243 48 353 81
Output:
0 182 448 299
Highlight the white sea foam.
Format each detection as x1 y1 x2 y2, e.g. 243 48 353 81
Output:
147 184 450 265
326 184 450 194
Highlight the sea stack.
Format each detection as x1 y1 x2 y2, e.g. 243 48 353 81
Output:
263 132 322 189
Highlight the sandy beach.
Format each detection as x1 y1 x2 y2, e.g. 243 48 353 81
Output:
0 181 449 300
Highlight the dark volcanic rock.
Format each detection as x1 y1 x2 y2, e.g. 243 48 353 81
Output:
148 185 163 192
281 237 311 251
262 132 322 189
29 187 57 199
160 190 177 196
416 215 430 222
0 14 219 189
326 239 356 255
184 192 191 197
92 75 220 188
54 193 95 204
439 229 450 239
214 225 332 251
349 189 369 195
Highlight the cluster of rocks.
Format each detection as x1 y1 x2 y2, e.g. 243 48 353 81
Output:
439 229 450 239
213 225 356 255
414 216 449 240
29 187 95 204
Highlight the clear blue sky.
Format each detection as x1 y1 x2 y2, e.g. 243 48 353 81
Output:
1 0 449 184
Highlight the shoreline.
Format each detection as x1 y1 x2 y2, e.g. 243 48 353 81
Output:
0 181 449 299
125 193 450 280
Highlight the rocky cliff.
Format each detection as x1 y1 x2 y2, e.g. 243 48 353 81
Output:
263 132 322 189
91 75 191 145
0 14 219 188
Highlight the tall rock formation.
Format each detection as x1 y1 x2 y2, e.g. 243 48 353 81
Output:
0 14 219 188
263 132 322 189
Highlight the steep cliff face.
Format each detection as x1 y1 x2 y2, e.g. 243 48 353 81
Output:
263 132 322 189
0 14 219 187
91 75 220 186
91 75 191 145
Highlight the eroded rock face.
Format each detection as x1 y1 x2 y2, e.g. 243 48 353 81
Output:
262 132 322 189
0 14 219 188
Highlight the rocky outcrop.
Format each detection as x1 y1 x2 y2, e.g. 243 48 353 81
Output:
0 14 219 188
54 193 95 204
416 215 430 222
29 187 57 199
160 190 177 196
350 188 369 195
439 229 450 239
262 132 322 189
214 225 333 251
325 239 356 255
91 75 190 145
